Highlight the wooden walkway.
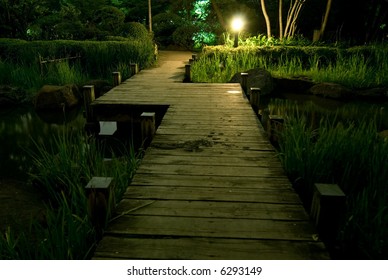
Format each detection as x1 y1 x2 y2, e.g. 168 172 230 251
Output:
92 51 329 260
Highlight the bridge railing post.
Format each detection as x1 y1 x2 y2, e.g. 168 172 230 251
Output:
130 63 139 76
250 87 261 113
141 112 156 146
112 71 121 86
83 85 100 135
185 64 191 82
310 183 346 243
85 176 115 238
241 72 249 95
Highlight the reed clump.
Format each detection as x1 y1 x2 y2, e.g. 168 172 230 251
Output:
0 128 141 259
273 100 388 259
191 44 388 89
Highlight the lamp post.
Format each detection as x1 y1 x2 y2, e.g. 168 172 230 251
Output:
231 17 244 47
148 0 152 32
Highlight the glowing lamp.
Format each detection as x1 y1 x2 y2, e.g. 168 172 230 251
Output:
231 17 244 47
231 17 244 33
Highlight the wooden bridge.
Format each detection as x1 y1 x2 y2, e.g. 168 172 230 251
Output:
91 51 329 260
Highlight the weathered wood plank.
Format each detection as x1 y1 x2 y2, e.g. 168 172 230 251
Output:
123 186 301 204
149 142 274 152
152 134 270 145
105 215 317 241
93 236 329 260
115 199 309 220
135 163 286 178
141 154 284 168
155 128 268 139
145 146 277 157
130 173 293 189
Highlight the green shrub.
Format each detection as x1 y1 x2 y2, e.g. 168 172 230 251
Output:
0 38 155 68
172 25 200 50
93 6 126 35
0 38 156 91
153 12 183 46
123 22 151 41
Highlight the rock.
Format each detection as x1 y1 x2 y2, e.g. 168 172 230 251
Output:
34 84 79 110
309 82 355 100
229 68 274 96
273 76 316 94
355 87 388 100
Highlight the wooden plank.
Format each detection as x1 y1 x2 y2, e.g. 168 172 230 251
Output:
104 215 317 241
114 199 309 220
123 186 301 204
152 134 270 145
144 146 277 158
142 154 284 168
155 127 268 138
134 163 286 178
93 236 329 260
130 174 292 189
149 141 273 152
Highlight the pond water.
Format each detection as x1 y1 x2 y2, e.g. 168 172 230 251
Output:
0 105 86 179
262 93 388 131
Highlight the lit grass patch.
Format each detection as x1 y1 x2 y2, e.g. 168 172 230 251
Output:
192 45 388 88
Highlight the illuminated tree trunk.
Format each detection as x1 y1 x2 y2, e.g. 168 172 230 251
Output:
260 0 272 38
283 0 306 39
319 0 333 39
279 0 283 40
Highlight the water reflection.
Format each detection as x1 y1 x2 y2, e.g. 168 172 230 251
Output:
263 93 388 130
0 106 85 179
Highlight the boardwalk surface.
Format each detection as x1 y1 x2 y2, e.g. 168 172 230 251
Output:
92 51 329 260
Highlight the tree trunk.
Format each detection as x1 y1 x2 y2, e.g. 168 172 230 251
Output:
260 0 272 38
279 0 284 40
284 0 306 39
284 0 298 38
148 0 152 32
211 0 227 30
319 0 333 39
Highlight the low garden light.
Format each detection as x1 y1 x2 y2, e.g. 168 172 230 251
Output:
231 17 244 47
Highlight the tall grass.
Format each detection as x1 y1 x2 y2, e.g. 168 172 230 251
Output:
0 128 141 259
0 59 89 97
191 50 264 83
0 196 96 260
274 100 388 259
191 45 388 88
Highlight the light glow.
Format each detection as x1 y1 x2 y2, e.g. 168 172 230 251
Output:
231 17 244 32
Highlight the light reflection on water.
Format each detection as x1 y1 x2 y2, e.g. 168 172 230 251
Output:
0 106 85 179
